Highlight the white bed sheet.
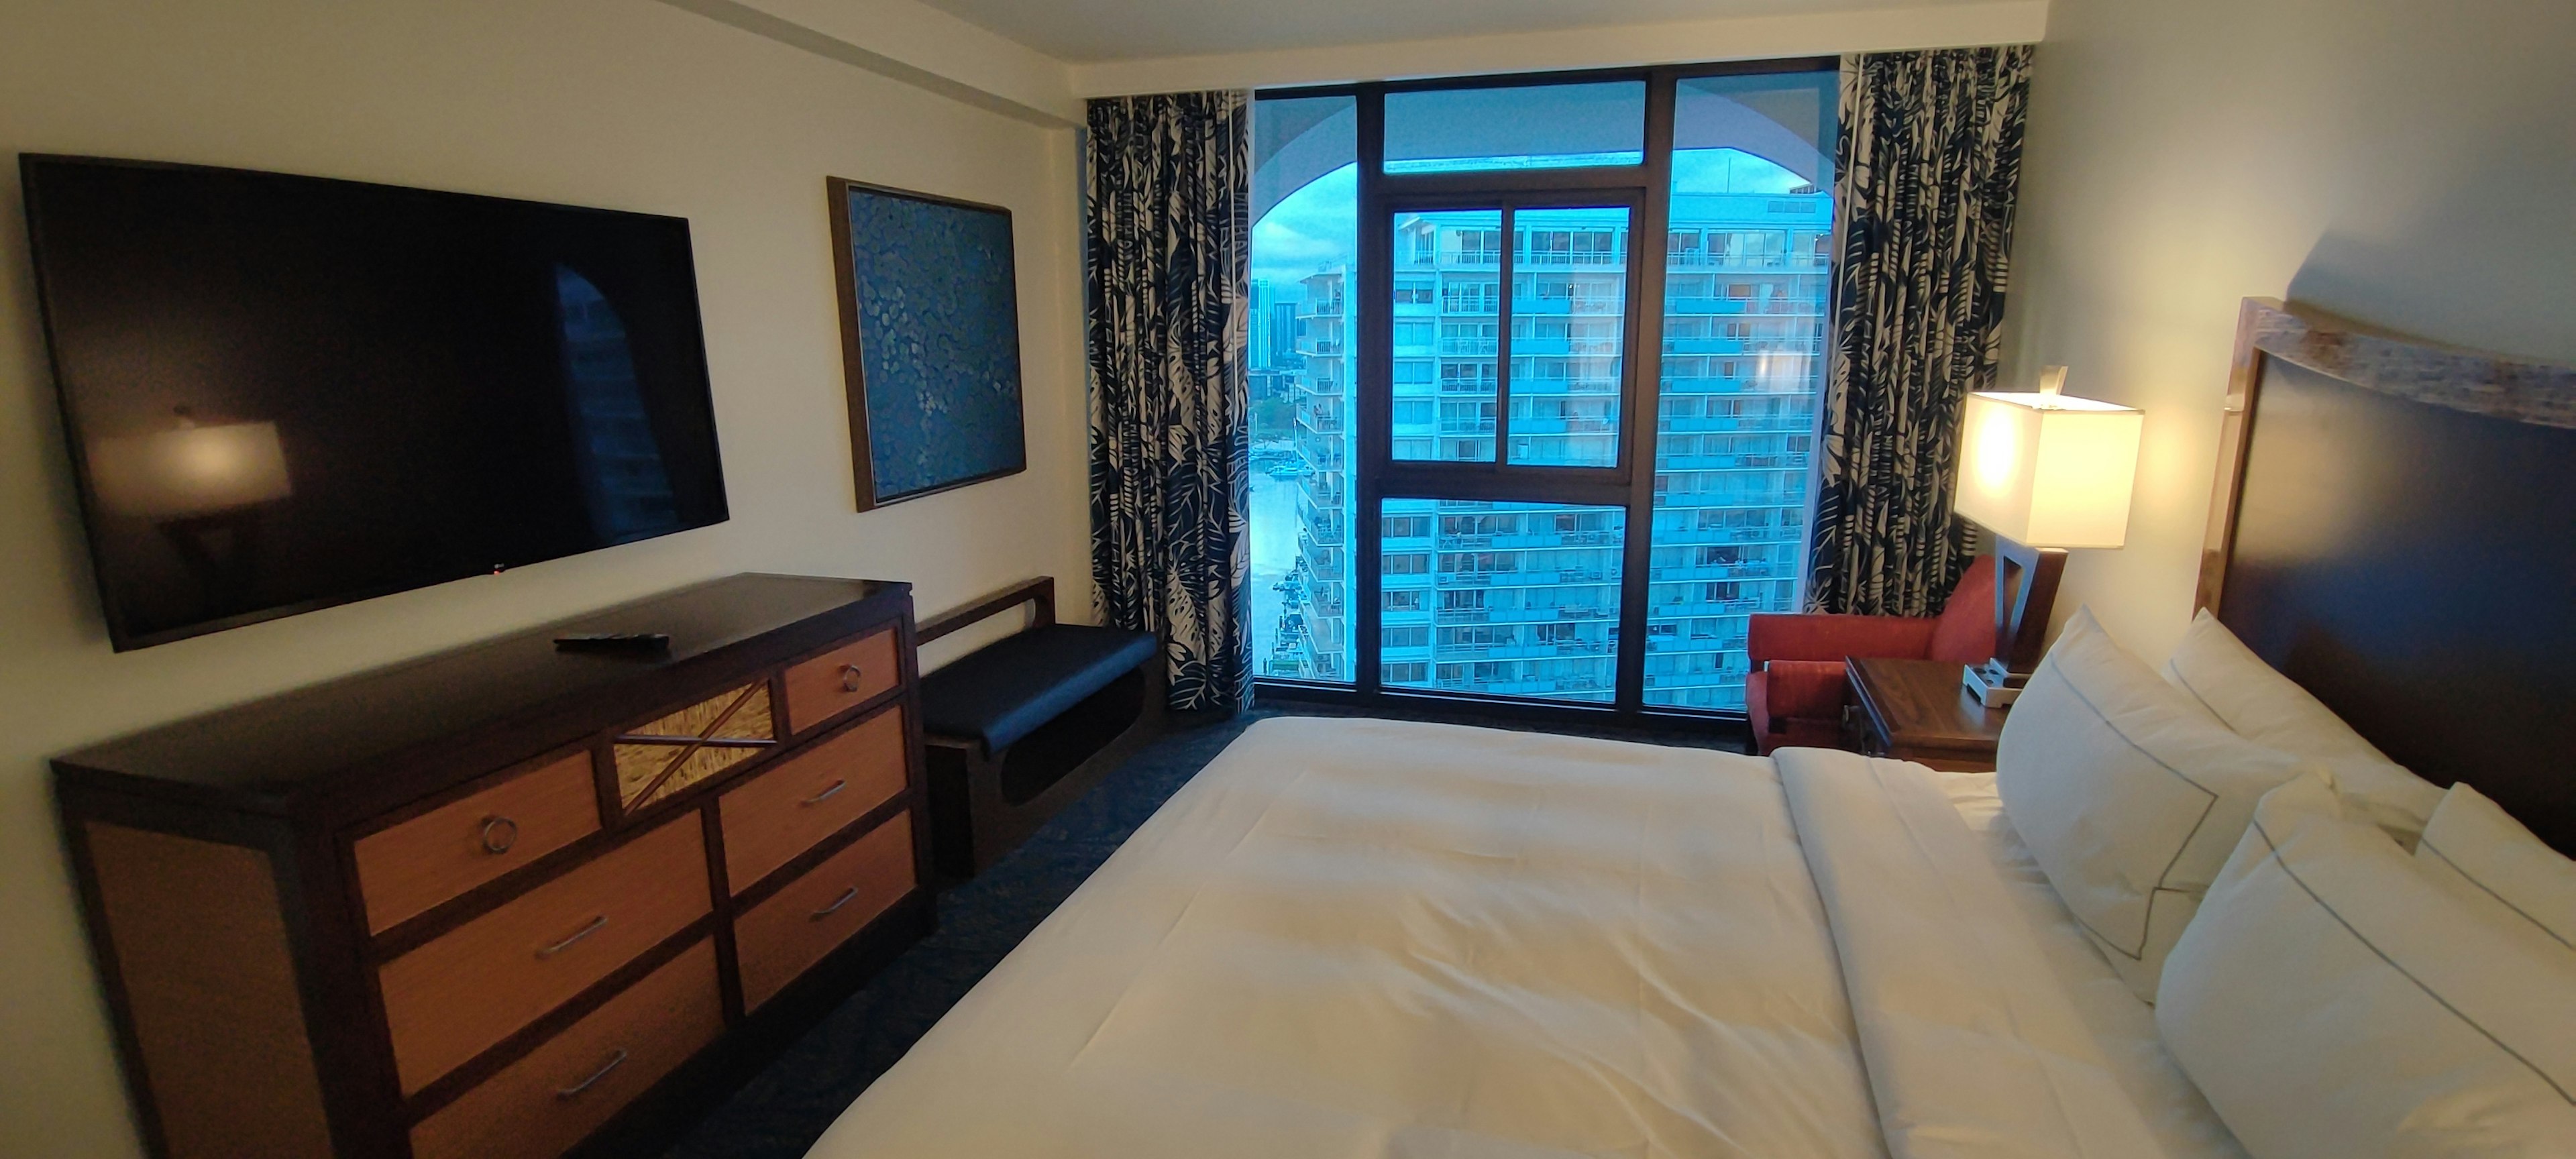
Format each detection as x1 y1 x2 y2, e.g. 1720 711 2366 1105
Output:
804 718 2241 1159
1934 771 2247 1159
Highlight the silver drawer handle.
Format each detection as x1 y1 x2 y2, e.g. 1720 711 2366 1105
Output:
839 663 865 693
801 779 848 807
479 816 519 855
536 915 607 958
811 886 860 921
555 1049 628 1099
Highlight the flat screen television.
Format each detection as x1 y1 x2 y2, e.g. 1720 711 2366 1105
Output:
21 156 730 650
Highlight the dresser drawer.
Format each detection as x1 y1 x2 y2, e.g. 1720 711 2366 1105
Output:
379 816 709 1095
735 813 914 1011
353 753 600 935
782 628 900 733
409 939 722 1159
612 681 777 813
719 707 908 893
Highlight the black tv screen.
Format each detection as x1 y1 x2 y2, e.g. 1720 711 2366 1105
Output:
21 156 729 650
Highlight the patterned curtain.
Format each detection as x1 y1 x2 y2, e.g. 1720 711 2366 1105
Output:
1806 46 2034 616
1083 91 1253 712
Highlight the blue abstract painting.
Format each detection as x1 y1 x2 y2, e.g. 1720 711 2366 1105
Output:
837 182 1025 506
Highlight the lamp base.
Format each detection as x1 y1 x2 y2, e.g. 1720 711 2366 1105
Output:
1962 659 2030 709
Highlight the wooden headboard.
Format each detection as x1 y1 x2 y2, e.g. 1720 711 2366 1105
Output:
2198 298 2576 853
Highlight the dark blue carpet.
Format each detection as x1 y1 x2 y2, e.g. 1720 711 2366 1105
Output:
665 704 1743 1159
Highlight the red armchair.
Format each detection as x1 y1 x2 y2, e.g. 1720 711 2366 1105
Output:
1746 555 1999 755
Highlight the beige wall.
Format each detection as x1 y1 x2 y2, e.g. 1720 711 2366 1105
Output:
1999 0 2576 659
0 1 1088 1153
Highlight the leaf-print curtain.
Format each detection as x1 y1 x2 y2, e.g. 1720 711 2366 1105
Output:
1806 46 2033 616
1084 91 1253 712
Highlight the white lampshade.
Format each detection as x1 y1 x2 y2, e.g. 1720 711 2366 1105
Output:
1953 390 2141 549
89 420 293 518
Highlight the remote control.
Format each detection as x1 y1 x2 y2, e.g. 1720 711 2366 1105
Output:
553 631 672 655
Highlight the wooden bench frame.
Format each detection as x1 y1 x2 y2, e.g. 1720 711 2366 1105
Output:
916 578 1165 878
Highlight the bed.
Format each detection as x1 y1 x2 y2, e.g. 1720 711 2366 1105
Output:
814 718 2241 1159
808 299 2575 1159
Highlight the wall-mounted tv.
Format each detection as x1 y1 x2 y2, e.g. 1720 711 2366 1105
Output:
21 156 730 650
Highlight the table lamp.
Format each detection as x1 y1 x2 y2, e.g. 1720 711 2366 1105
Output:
1951 367 2143 707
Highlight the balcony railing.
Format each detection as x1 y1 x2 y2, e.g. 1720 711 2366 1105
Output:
1664 252 1826 270
1517 252 1623 267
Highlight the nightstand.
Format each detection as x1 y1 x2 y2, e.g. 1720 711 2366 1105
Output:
1843 656 2008 771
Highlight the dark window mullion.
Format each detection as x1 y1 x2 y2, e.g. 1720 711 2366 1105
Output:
1493 205 1515 469
1379 467 1631 508
1356 87 1389 696
1383 167 1650 198
1615 71 1681 714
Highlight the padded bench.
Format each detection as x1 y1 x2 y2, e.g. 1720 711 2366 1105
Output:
916 577 1161 878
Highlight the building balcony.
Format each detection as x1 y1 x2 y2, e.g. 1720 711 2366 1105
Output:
1500 417 1617 435
1661 337 1756 355
1665 297 1756 315
1652 526 1801 547
1437 569 1617 591
1662 253 1814 271
1436 641 1615 661
1664 297 1823 317
1654 416 1814 433
1517 252 1623 268
1646 597 1770 616
1656 453 1811 472
1648 562 1780 582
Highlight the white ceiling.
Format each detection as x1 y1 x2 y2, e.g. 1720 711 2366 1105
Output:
910 0 2002 63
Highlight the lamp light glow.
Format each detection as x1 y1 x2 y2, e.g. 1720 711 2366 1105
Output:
1952 390 2141 549
89 419 293 518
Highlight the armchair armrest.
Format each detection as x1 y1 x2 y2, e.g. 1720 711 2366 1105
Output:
1748 612 1939 665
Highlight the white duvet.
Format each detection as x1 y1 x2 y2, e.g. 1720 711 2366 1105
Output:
808 717 2241 1159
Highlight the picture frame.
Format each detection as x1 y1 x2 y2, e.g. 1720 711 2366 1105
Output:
825 176 1028 510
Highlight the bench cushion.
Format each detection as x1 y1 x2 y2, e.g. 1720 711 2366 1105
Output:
920 624 1159 752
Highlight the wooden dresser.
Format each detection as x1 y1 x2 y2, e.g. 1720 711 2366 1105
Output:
54 574 931 1159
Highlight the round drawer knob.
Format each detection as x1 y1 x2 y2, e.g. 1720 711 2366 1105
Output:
840 663 865 693
479 815 519 855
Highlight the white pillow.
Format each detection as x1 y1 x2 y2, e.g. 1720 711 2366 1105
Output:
1997 606 2314 1003
2163 608 2444 843
2416 783 2576 950
2157 773 2576 1158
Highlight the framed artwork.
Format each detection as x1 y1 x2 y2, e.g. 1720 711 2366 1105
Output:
826 177 1027 510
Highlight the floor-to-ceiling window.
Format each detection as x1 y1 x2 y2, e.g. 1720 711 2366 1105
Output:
1249 95 1359 683
1250 62 1837 716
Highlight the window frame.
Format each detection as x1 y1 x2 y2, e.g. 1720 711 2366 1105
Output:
1256 58 1839 728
